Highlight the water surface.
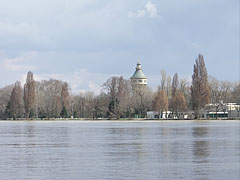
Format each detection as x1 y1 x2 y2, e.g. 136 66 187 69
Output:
0 120 239 180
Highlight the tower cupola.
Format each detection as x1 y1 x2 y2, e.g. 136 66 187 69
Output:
131 60 147 86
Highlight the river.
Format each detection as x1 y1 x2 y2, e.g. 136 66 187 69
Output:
0 120 239 180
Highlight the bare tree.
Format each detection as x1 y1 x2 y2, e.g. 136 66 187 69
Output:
131 84 153 118
171 91 187 118
219 81 233 103
24 71 35 118
179 78 191 110
0 84 14 119
208 76 234 118
10 81 23 119
232 83 240 103
166 75 172 98
103 76 132 119
72 91 106 119
160 70 166 90
117 78 133 118
35 79 64 118
169 73 178 115
208 76 221 104
84 91 96 118
191 54 210 119
1 61 238 120
77 92 87 118
103 76 120 119
152 89 168 118
96 92 109 118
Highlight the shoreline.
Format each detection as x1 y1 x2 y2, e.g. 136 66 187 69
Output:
0 118 239 122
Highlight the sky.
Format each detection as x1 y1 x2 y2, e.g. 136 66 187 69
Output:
0 0 239 94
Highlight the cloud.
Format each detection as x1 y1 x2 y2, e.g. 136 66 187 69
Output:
0 0 238 88
0 18 52 48
2 51 37 71
128 10 146 18
145 1 157 17
128 1 158 18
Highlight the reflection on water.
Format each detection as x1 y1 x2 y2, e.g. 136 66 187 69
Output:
107 127 146 162
0 121 239 180
192 126 210 180
193 127 209 160
194 140 209 159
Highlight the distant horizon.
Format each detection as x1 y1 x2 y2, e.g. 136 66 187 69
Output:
0 0 239 93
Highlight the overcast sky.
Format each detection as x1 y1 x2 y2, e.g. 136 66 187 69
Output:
0 0 239 93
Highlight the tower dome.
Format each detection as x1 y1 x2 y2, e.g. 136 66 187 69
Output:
131 61 147 85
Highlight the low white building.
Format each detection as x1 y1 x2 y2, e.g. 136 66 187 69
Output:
205 102 240 118
147 111 172 119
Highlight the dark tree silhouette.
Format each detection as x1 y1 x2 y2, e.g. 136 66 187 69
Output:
24 71 35 118
191 54 210 119
10 81 23 119
60 82 70 117
171 73 179 97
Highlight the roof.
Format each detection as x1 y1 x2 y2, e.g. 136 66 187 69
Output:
131 69 147 79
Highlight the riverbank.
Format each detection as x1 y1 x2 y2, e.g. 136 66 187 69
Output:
0 118 239 122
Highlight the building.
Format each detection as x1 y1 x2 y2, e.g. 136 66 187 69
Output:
131 61 147 86
147 111 172 119
130 61 148 118
205 102 240 118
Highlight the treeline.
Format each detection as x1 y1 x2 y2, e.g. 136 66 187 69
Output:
0 54 239 119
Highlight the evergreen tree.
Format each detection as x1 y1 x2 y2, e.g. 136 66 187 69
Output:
5 101 11 119
60 106 68 118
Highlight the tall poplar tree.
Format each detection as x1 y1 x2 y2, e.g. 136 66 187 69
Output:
171 73 179 97
24 71 35 118
60 82 70 118
10 81 23 119
160 70 166 90
169 73 179 116
191 54 210 119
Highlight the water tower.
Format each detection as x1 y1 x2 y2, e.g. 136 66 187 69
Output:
130 61 147 86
